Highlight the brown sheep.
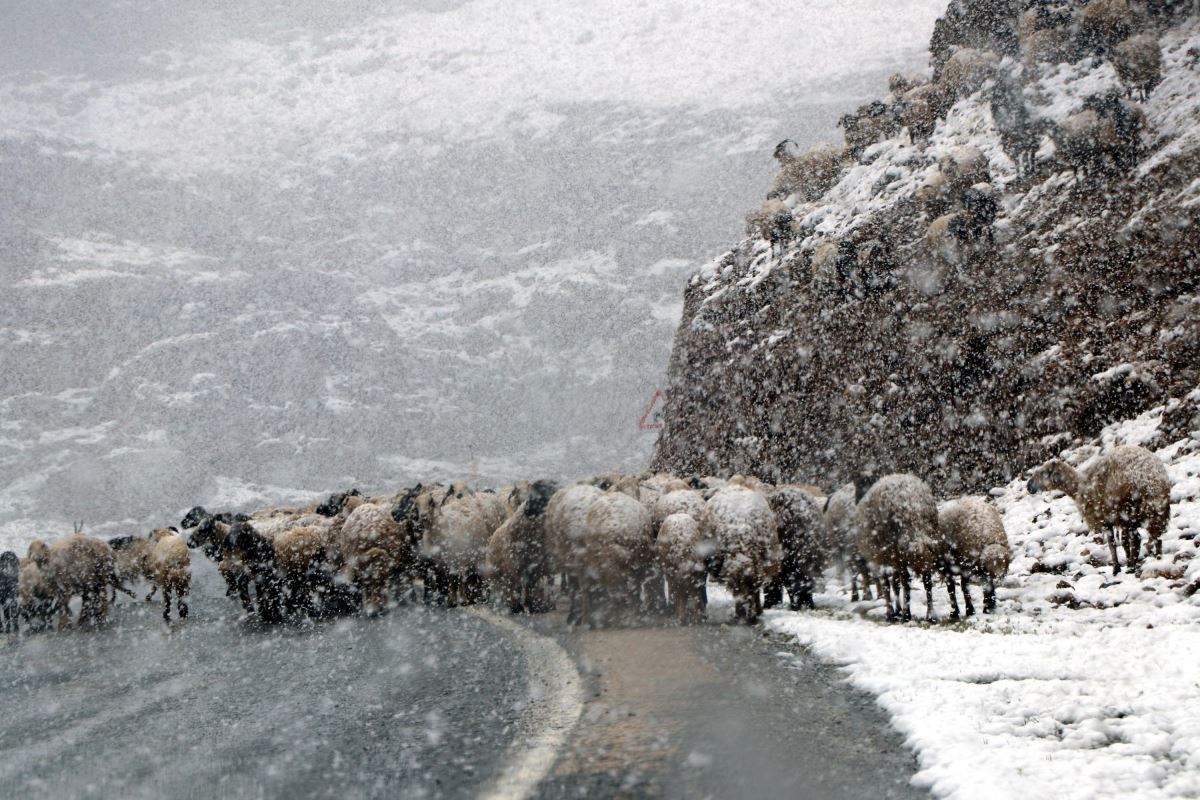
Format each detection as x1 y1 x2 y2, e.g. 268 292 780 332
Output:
273 524 332 616
744 198 794 254
769 141 845 201
1078 0 1134 55
1028 444 1171 574
1112 34 1163 100
896 82 944 144
42 534 129 628
1017 7 1074 70
839 101 900 161
109 535 155 600
939 498 1011 616
656 513 709 624
484 480 557 614
185 515 254 613
937 48 1000 107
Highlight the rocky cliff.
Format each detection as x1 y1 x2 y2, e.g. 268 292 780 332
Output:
653 1 1200 492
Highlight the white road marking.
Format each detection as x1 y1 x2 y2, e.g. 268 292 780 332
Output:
467 607 585 800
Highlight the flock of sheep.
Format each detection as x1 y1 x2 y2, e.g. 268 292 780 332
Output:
748 0 1187 298
0 441 1172 634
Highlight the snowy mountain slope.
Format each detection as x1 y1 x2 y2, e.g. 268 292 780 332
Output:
0 1 945 546
758 391 1200 800
654 10 1200 492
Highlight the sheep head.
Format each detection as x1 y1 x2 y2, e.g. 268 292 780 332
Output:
180 505 210 530
1027 460 1079 496
523 480 558 519
773 139 801 162
27 539 49 567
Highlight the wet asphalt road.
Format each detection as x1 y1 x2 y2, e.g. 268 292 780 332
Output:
0 563 925 799
0 562 527 800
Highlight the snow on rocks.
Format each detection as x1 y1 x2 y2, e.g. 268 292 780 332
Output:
762 401 1200 800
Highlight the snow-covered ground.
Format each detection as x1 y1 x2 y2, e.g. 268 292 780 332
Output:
760 395 1200 800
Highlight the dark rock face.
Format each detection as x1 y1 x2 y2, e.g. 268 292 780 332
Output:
653 170 1200 492
652 6 1200 493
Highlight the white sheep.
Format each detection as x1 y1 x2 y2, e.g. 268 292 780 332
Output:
650 486 704 528
939 497 1010 615
701 484 780 623
1028 444 1171 574
419 486 502 607
854 474 954 622
824 482 874 601
580 490 655 627
544 482 604 624
656 513 710 624
938 146 991 199
339 501 413 614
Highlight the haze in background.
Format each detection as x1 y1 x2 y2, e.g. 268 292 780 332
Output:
0 0 944 542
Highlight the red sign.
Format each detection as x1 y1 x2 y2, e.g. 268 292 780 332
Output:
639 389 666 431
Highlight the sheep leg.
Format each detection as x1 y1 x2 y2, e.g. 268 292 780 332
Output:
163 587 172 622
921 571 936 622
236 577 253 614
849 572 860 602
789 570 815 611
859 560 873 600
145 585 158 602
944 569 961 621
762 577 783 609
960 574 975 617
1125 526 1142 573
883 573 897 622
900 568 912 623
983 576 997 614
1106 527 1121 576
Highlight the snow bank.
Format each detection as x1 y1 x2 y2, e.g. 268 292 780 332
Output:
762 400 1200 799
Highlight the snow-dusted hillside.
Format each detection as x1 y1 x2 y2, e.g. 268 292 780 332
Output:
754 393 1200 799
0 1 946 545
